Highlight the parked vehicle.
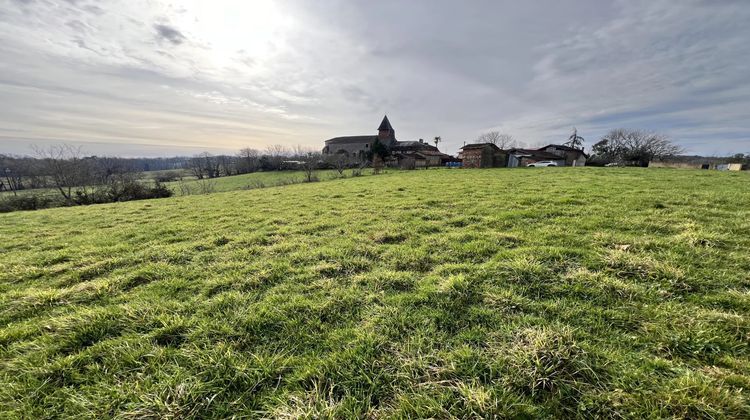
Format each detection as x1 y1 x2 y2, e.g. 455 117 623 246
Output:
527 161 558 167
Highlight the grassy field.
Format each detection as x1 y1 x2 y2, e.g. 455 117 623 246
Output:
1 168 749 418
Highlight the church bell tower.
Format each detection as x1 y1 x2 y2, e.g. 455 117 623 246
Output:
377 115 395 143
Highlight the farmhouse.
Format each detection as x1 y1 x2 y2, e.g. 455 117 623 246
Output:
391 148 454 169
322 115 452 167
458 143 507 168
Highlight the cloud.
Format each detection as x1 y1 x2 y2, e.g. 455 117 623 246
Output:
153 23 185 45
0 0 748 156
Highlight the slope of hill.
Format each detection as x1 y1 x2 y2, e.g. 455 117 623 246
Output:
1 168 749 418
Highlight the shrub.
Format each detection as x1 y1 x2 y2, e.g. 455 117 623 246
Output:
107 181 173 202
154 171 182 183
0 181 173 213
0 195 55 212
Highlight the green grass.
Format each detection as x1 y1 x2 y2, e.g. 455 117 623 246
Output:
1 167 749 418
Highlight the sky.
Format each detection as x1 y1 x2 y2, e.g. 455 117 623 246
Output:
1 0 749 157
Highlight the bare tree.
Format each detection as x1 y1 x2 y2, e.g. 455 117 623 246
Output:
197 178 216 194
293 145 320 182
177 179 193 196
90 156 142 201
1 155 25 195
216 155 235 176
476 131 518 149
1 168 17 195
265 144 289 170
187 152 221 179
592 129 684 166
33 145 93 204
237 148 260 173
433 136 442 149
187 155 206 179
203 153 220 178
303 155 320 182
328 153 350 177
291 145 309 159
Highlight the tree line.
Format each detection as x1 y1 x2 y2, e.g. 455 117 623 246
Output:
0 144 340 192
0 144 366 212
1 145 174 212
1 152 186 192
185 144 372 182
187 145 321 179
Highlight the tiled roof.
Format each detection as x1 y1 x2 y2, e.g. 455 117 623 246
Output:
538 144 589 158
538 144 582 152
324 135 376 145
460 143 502 151
508 149 562 160
392 141 438 151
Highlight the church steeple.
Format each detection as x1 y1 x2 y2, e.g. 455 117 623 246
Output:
377 115 395 142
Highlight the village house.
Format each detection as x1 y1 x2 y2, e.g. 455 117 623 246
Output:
537 144 588 166
322 116 452 167
458 143 587 168
389 139 453 168
506 145 587 167
506 148 565 167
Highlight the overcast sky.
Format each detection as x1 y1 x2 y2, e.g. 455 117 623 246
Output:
1 0 749 157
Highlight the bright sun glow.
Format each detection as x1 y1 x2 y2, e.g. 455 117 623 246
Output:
172 0 294 69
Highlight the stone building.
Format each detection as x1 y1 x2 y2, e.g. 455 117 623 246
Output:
322 116 397 159
458 143 507 168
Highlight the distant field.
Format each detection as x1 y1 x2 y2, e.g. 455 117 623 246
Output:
165 169 370 195
0 186 58 199
1 168 748 418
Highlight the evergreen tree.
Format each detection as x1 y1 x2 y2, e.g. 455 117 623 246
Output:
566 128 585 150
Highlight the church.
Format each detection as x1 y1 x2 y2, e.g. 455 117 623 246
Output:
322 116 452 167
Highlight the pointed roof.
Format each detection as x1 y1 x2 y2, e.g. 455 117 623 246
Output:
378 115 393 131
